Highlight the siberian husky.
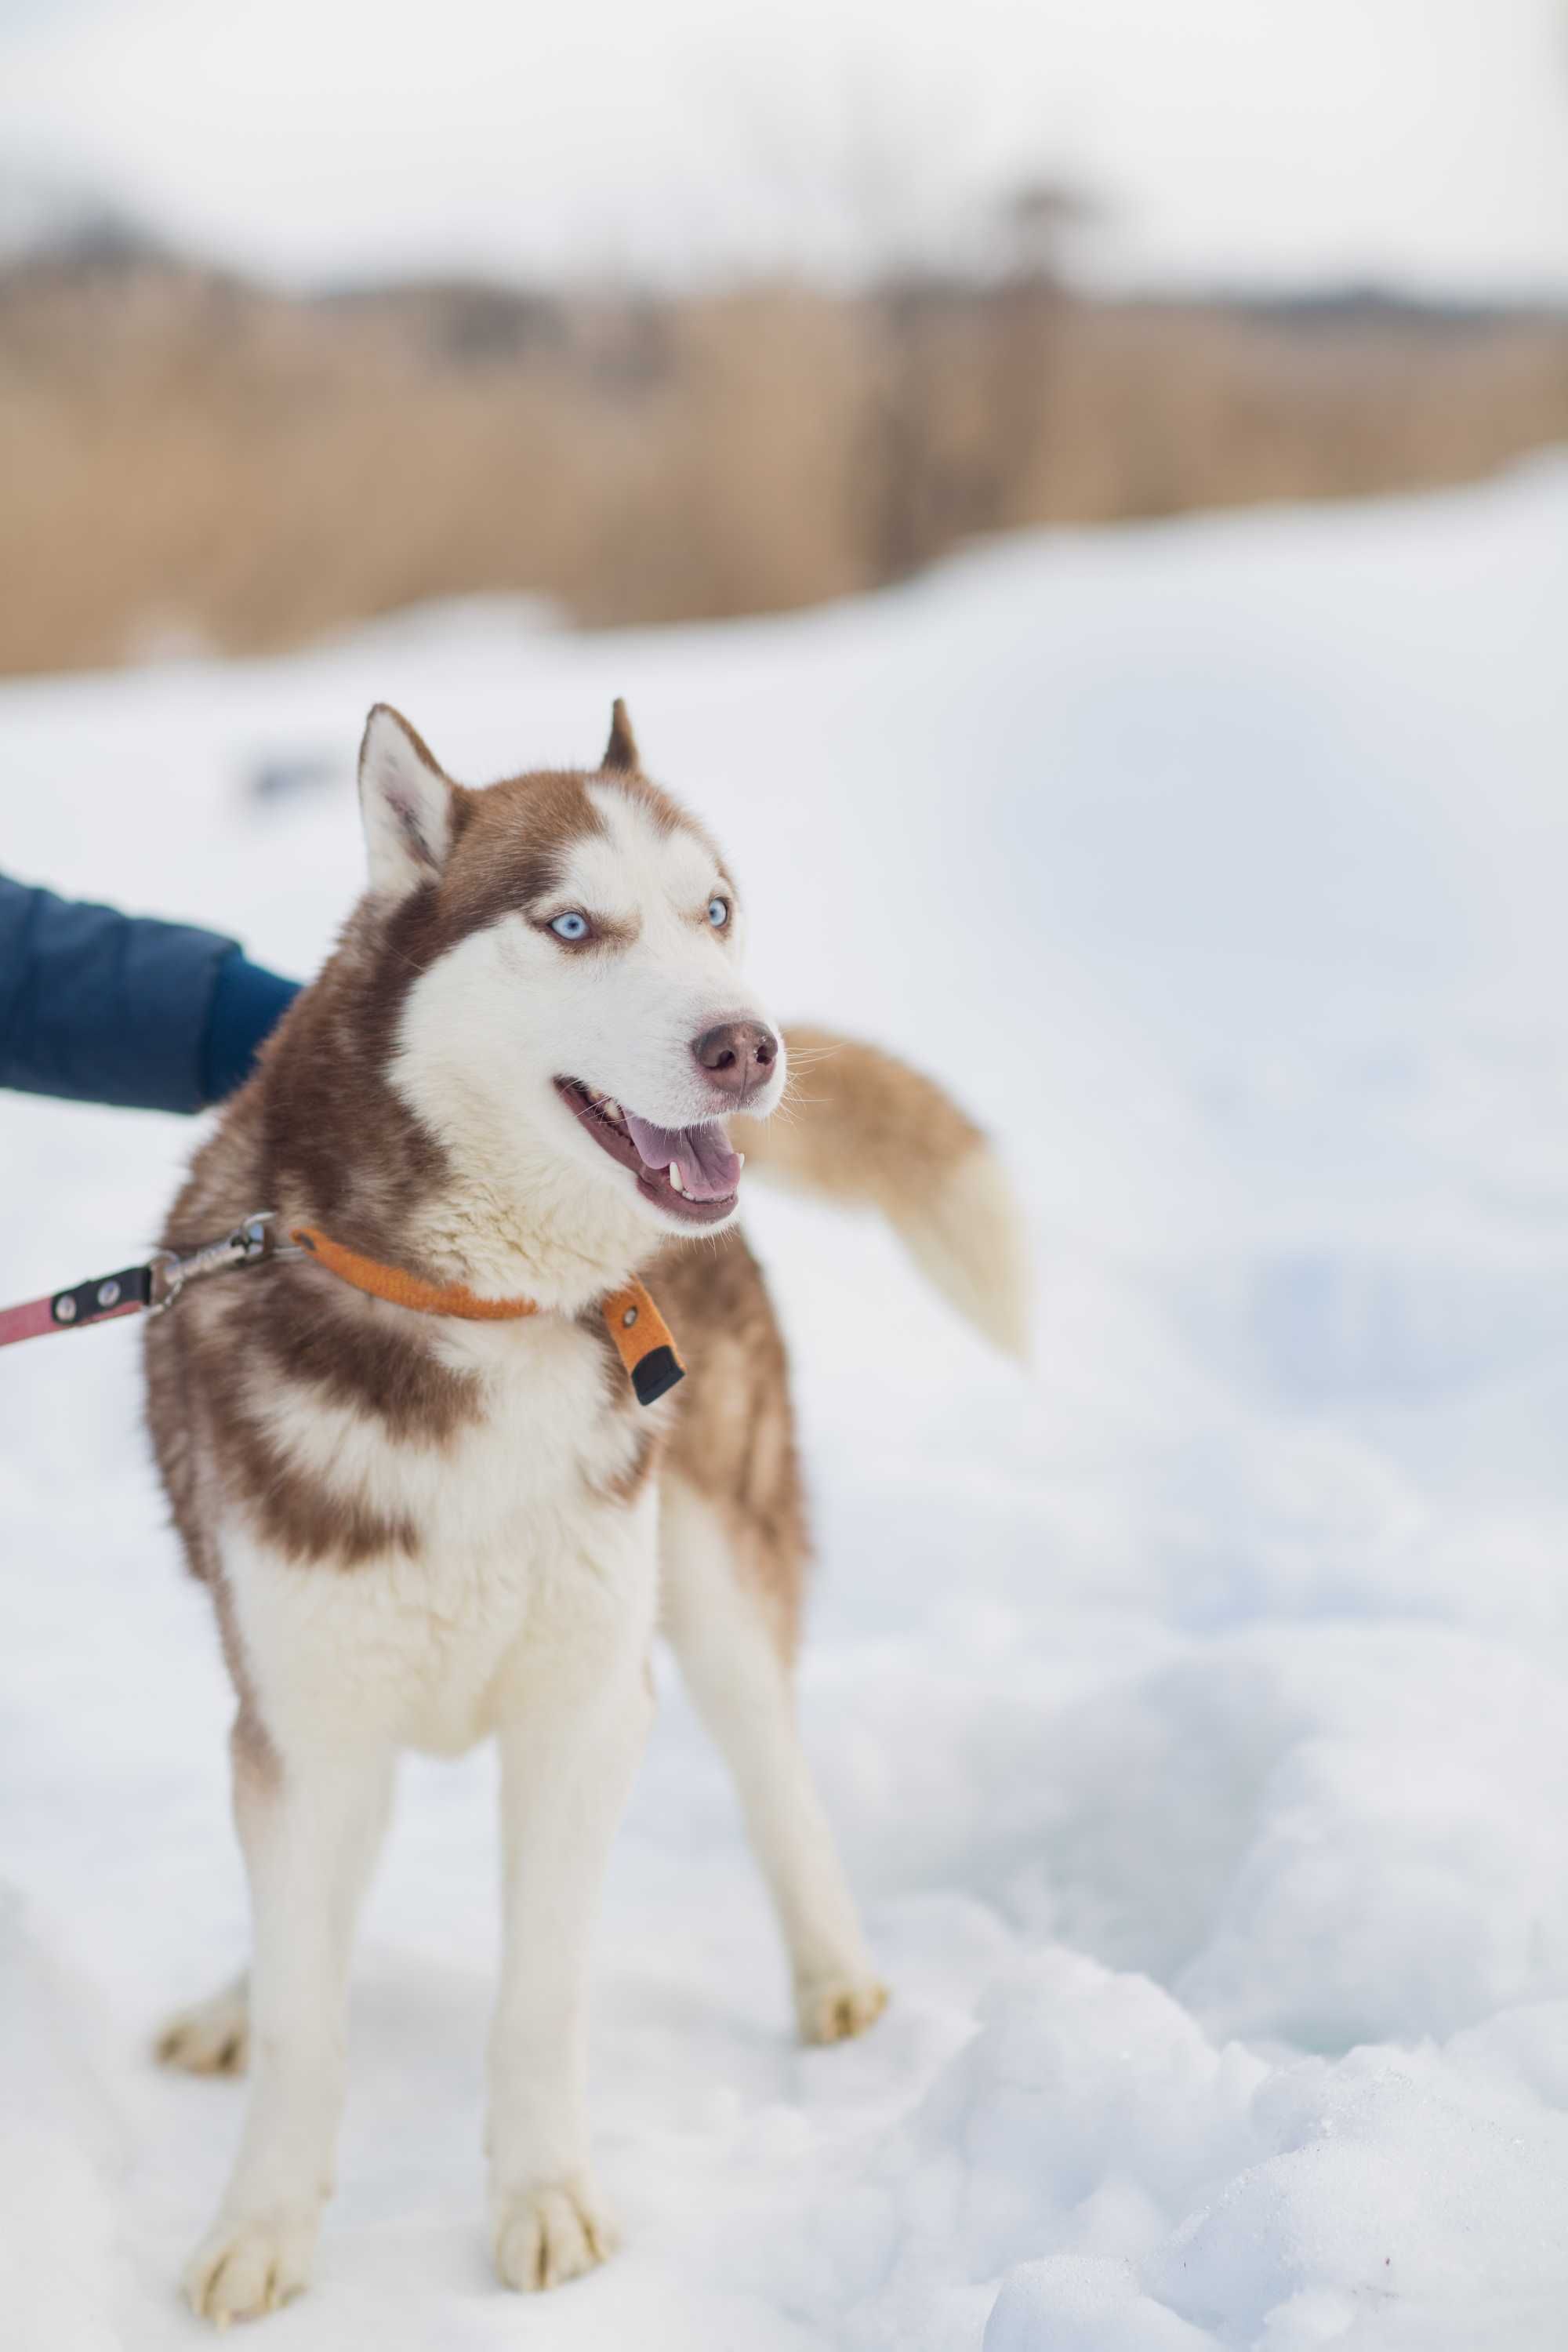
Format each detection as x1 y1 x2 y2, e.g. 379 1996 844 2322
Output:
145 700 1026 2322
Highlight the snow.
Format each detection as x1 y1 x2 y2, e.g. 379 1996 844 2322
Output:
2 457 1567 2347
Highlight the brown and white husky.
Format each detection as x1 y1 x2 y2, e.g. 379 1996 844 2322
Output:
145 700 1025 2323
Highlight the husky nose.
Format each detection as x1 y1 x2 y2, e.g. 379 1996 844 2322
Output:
692 1020 779 1098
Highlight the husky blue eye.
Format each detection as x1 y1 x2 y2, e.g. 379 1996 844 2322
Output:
707 898 730 929
550 912 589 941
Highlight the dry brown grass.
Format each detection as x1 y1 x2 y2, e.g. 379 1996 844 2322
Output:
0 263 1563 676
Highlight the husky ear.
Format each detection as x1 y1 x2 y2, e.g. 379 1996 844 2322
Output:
358 705 456 898
601 697 640 773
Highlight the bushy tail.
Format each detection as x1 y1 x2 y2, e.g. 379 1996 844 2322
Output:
732 1027 1031 1360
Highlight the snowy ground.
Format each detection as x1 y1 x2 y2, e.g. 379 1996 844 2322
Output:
3 460 1568 2350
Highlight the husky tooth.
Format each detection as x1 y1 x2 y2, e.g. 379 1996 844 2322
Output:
668 1163 685 1192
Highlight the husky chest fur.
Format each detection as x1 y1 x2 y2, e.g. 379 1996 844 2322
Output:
146 699 1025 2325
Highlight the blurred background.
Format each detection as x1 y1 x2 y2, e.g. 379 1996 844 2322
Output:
0 0 1564 674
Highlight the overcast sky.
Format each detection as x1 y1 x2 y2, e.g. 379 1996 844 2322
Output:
0 0 1563 296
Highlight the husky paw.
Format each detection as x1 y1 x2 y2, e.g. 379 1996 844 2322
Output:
183 2209 316 2326
796 1971 890 2045
493 2177 616 2293
155 1979 250 2076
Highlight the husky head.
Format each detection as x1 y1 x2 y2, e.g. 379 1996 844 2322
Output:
354 700 786 1297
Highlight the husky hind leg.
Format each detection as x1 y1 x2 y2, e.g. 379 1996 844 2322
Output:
156 1972 250 2077
659 1472 887 2043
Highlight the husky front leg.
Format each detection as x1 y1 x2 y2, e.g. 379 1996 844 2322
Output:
486 1517 656 2294
183 1730 394 2326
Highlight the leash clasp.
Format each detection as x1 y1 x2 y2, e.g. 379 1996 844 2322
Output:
148 1211 297 1316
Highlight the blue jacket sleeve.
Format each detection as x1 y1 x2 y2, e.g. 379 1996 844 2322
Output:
0 873 247 1113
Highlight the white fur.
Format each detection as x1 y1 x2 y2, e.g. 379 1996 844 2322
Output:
394 783 785 1312
187 1309 661 2321
358 706 453 898
903 1145 1033 1362
175 728 871 2325
233 1313 655 1760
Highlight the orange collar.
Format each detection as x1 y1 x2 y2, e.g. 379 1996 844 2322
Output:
290 1225 684 1407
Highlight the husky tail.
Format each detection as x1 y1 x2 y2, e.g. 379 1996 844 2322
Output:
732 1026 1030 1360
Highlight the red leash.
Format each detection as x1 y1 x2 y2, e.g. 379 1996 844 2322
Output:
0 1284 147 1345
0 1215 278 1349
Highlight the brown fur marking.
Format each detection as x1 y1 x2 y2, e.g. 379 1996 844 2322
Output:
143 739 800 1747
655 1229 808 1657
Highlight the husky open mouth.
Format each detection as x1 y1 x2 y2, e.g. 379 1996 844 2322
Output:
554 1077 743 1226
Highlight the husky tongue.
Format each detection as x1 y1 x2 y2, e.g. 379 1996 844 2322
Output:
623 1112 742 1202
